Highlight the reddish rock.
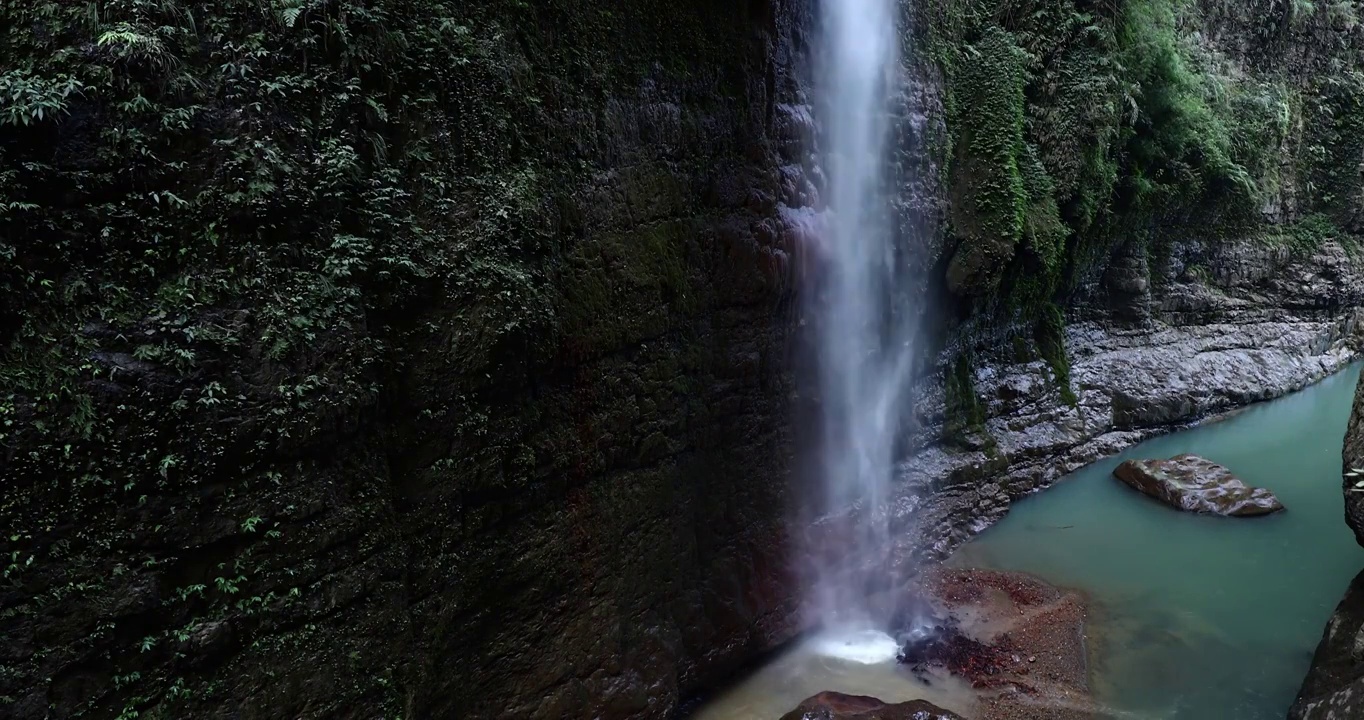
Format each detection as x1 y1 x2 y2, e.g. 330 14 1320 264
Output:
898 620 1015 690
778 691 965 720
1113 454 1284 516
910 569 1095 720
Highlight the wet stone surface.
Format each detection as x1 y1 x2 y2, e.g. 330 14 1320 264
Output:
1113 454 1285 516
909 569 1094 720
778 691 966 720
894 606 1013 690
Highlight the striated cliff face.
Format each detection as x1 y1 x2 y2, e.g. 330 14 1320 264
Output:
890 0 1364 558
1345 365 1364 548
2 1 819 717
1288 368 1364 719
3 1 1364 720
899 238 1364 562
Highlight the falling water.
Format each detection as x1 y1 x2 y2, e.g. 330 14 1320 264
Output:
803 0 914 658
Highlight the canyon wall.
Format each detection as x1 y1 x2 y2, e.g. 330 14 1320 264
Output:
894 0 1364 558
4 1 1364 719
2 1 817 717
1288 346 1364 718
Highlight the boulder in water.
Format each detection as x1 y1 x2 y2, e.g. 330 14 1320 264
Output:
778 692 965 720
1112 454 1284 516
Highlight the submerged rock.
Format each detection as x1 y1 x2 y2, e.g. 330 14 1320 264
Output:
1112 454 1284 516
778 692 964 720
895 608 1012 687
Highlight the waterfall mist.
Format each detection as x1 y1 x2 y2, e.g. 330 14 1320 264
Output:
802 0 917 657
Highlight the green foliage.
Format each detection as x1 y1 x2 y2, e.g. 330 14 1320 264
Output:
926 0 1326 335
0 70 87 126
1035 304 1077 406
1261 212 1345 255
943 354 986 444
1303 68 1364 230
952 25 1027 250
1114 0 1255 210
2 0 758 713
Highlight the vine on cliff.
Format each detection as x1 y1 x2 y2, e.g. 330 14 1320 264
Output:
923 0 1345 404
943 25 1027 297
0 0 760 715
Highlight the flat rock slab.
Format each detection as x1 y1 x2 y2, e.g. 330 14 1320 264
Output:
778 692 965 720
1113 454 1284 516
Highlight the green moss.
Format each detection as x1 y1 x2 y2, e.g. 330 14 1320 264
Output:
944 25 1028 296
943 354 986 445
989 143 1070 324
1035 304 1077 406
1260 212 1345 255
1302 69 1364 229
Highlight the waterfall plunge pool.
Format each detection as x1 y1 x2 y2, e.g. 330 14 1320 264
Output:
691 363 1364 719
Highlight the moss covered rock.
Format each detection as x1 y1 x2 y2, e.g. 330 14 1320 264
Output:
0 1 809 718
944 25 1027 297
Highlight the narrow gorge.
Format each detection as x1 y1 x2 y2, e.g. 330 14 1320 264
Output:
3 0 1364 718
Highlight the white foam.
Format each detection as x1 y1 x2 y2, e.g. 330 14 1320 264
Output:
808 629 900 665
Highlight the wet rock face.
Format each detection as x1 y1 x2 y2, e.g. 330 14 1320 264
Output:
1343 371 1364 547
1 3 828 719
1287 317 1364 718
778 692 966 720
1292 363 1364 718
1112 455 1285 516
1290 569 1364 719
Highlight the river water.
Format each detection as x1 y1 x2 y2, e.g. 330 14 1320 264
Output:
952 363 1364 718
693 364 1364 719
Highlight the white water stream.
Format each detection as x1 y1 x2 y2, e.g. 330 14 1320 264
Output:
803 0 915 653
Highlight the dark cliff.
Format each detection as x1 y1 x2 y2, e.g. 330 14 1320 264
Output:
4 1 1364 719
895 0 1364 556
2 1 811 717
1287 359 1364 718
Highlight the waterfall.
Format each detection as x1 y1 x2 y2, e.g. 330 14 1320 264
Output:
804 0 915 660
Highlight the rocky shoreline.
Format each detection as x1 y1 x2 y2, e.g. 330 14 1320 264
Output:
896 288 1362 566
777 568 1094 720
768 241 1364 720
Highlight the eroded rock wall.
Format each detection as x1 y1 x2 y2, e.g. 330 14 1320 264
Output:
1288 365 1364 718
1 1 823 718
895 0 1364 557
5 1 1364 719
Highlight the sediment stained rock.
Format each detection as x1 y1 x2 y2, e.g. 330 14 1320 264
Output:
913 568 1093 720
1112 454 1285 516
779 692 965 720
